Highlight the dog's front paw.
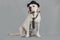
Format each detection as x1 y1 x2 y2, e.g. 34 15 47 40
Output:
25 35 29 37
36 33 41 37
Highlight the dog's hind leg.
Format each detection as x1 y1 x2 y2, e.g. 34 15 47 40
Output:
19 26 24 36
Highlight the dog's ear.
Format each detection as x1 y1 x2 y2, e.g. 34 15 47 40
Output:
37 8 40 13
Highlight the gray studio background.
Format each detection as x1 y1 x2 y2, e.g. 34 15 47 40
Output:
0 0 60 40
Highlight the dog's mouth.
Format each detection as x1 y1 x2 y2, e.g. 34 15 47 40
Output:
30 11 35 14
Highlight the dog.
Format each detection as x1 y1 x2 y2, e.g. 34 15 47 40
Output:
27 1 41 37
8 1 41 37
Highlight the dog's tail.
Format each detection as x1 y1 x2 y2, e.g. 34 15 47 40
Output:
8 32 21 36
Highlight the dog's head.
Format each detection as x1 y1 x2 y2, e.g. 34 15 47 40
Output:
27 1 40 14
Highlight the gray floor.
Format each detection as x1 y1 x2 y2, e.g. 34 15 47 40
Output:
0 32 60 40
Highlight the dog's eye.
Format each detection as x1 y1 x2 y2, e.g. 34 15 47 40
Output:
33 6 35 7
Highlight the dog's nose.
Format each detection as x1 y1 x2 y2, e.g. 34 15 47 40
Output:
29 7 31 11
29 7 31 9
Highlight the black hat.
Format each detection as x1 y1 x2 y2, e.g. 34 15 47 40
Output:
27 1 40 7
